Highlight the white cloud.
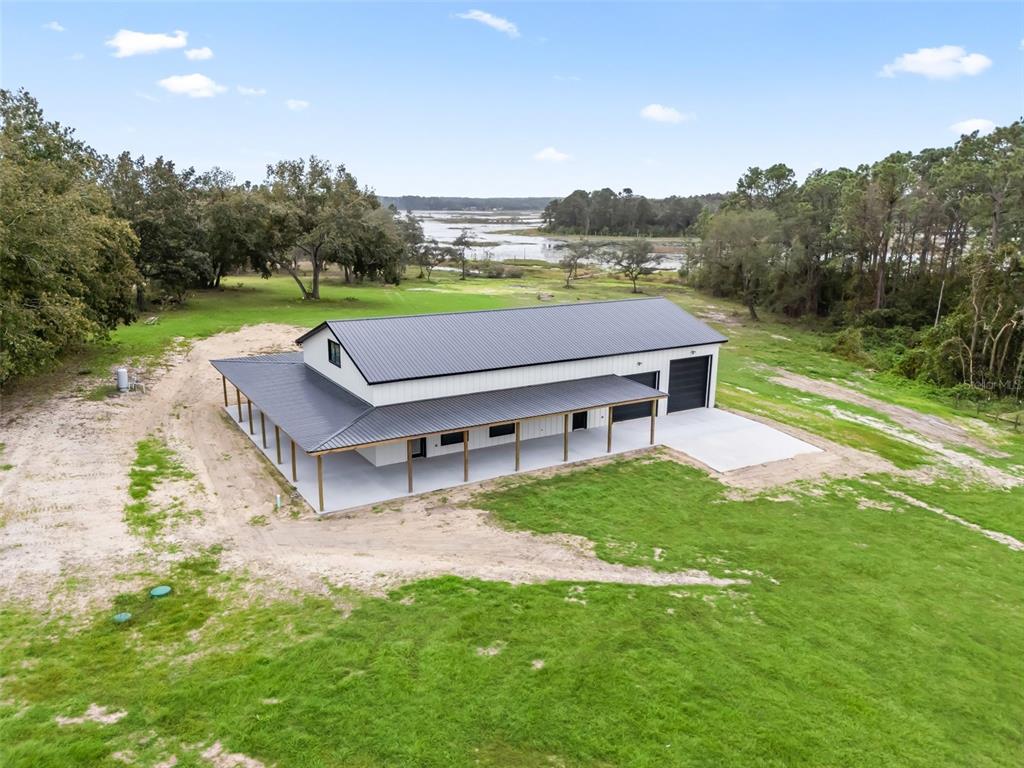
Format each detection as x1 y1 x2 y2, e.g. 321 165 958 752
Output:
533 146 569 163
285 99 310 111
950 118 995 135
879 45 992 79
43 21 65 32
135 91 160 103
106 29 188 58
237 86 267 96
456 10 519 38
640 103 692 124
68 53 86 62
157 73 227 98
184 47 214 61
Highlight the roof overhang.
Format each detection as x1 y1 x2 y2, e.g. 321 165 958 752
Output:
313 373 667 454
212 355 665 456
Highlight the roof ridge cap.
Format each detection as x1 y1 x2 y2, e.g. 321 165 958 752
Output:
324 296 664 326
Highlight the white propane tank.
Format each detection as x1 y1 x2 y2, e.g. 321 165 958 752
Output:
116 367 129 392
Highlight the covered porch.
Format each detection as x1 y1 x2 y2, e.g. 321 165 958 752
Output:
212 354 665 513
224 400 665 512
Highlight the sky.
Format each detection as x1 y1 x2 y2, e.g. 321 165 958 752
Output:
3 2 1022 197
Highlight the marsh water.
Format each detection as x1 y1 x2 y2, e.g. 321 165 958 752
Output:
413 210 566 263
411 210 687 269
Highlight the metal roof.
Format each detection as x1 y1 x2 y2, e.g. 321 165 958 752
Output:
212 353 664 454
212 353 371 453
316 373 666 452
297 297 727 384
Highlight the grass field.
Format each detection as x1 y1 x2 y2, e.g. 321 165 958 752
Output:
2 461 1020 767
2 269 1022 767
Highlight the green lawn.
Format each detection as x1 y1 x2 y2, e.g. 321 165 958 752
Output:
2 460 1021 767
3 271 1022 767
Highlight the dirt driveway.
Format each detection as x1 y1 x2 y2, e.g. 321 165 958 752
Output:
1 325 750 611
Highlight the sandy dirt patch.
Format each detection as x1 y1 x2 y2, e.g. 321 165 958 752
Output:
476 641 506 657
1 324 746 610
771 369 1009 458
55 703 128 726
881 488 1024 552
201 742 266 768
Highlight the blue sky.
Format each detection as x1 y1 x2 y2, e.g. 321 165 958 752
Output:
4 2 1022 197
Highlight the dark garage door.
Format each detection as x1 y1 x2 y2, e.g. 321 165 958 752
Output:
612 371 659 422
667 356 710 412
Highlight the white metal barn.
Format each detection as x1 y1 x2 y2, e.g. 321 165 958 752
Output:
212 298 728 512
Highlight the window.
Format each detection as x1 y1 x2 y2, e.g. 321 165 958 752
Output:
327 339 341 367
440 431 464 446
489 422 516 438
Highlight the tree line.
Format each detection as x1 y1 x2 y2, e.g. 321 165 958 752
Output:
541 188 726 236
381 196 554 211
688 128 1023 395
0 89 423 383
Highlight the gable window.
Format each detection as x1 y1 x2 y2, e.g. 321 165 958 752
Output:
488 423 516 438
327 339 341 368
440 431 464 446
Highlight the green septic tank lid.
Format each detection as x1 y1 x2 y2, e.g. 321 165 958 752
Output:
113 612 132 624
150 585 172 598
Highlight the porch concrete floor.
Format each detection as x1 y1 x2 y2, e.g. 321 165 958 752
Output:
225 405 820 514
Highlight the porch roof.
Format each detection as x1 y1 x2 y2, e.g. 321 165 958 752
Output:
212 353 371 453
212 355 665 455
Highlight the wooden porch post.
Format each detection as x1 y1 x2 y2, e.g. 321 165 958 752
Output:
290 439 297 482
406 439 414 493
463 430 469 482
650 399 657 445
316 454 324 512
247 400 254 434
563 413 570 461
606 406 613 453
275 425 281 463
222 375 228 406
260 412 267 448
514 420 521 471
235 387 242 421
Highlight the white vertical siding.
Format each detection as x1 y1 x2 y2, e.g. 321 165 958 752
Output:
300 329 723 413
355 408 612 467
301 327 373 401
368 344 722 412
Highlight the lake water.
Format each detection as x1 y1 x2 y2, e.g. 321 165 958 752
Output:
413 210 568 263
411 210 686 269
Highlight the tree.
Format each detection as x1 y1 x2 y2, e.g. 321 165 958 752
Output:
603 240 665 293
414 238 448 280
259 156 371 299
199 174 274 287
344 206 406 284
698 209 782 320
0 89 139 383
394 211 424 275
558 239 603 288
105 152 210 305
542 188 723 236
452 228 476 279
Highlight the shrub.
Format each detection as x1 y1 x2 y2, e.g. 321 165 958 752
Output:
830 326 872 364
479 262 524 279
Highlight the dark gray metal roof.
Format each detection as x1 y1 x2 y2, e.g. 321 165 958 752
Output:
212 353 664 454
212 354 371 453
316 373 664 451
298 297 727 384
